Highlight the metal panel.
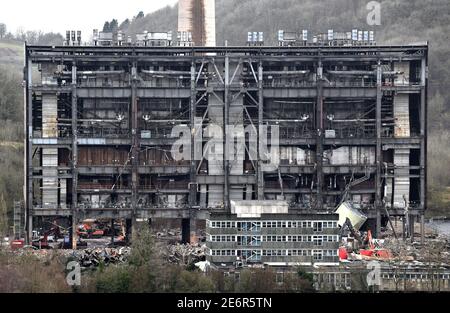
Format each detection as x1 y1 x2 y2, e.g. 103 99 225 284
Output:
60 179 67 209
208 185 223 208
394 94 410 138
230 187 244 201
42 94 58 138
392 148 410 208
42 148 58 208
325 147 375 165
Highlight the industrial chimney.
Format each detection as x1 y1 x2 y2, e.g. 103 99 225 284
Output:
178 0 216 46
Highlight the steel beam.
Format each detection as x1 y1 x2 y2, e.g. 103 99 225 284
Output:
257 61 264 200
375 61 382 237
315 59 324 210
25 47 33 244
224 53 230 211
189 61 198 243
130 62 139 241
71 62 78 249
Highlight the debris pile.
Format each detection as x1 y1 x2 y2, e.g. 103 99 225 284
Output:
70 247 131 268
155 228 181 240
164 243 206 266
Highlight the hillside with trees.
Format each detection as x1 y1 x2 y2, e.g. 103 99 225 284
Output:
0 28 63 234
0 0 448 233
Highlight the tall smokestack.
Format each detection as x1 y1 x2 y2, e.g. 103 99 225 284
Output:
178 0 216 46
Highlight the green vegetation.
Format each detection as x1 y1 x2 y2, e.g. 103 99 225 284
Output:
0 60 24 230
0 251 72 292
0 225 315 293
0 0 448 233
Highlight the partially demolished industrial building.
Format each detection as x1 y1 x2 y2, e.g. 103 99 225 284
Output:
23 0 428 268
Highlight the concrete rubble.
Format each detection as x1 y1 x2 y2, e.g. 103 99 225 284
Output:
9 247 131 269
163 243 206 266
70 247 131 268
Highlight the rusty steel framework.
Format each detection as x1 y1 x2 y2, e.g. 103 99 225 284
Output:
24 44 428 245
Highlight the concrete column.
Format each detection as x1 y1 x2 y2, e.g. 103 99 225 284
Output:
125 219 132 244
71 215 78 249
402 218 406 240
420 214 425 245
181 218 190 244
410 215 415 242
28 215 33 244
316 59 324 209
130 63 139 241
190 217 197 243
420 55 427 222
375 62 383 237
224 53 230 211
25 54 34 244
189 62 198 241
71 63 78 250
257 61 264 200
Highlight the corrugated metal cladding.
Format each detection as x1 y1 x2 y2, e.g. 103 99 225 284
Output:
394 94 410 138
42 94 58 138
326 147 376 165
78 147 130 166
271 147 316 165
178 0 216 46
393 148 410 208
41 92 61 208
42 149 58 208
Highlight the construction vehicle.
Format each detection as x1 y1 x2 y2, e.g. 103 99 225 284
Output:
32 226 63 249
77 221 105 239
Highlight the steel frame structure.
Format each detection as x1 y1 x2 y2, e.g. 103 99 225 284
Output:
24 44 428 244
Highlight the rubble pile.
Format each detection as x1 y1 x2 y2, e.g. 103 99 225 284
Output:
70 247 131 268
155 228 181 240
382 236 450 263
163 243 206 266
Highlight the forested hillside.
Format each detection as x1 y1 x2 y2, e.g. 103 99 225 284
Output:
0 0 448 227
0 21 64 228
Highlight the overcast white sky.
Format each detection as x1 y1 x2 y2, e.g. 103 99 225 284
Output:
0 0 178 39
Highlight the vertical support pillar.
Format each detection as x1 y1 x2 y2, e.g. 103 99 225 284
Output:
316 59 324 210
131 62 139 241
257 61 264 200
189 61 198 242
375 61 383 237
410 215 415 242
25 47 34 244
402 217 406 240
181 218 190 244
125 219 132 244
420 214 425 245
71 62 78 249
224 52 230 211
420 54 427 226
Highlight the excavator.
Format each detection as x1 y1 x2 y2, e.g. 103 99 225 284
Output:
32 222 78 249
32 226 63 249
